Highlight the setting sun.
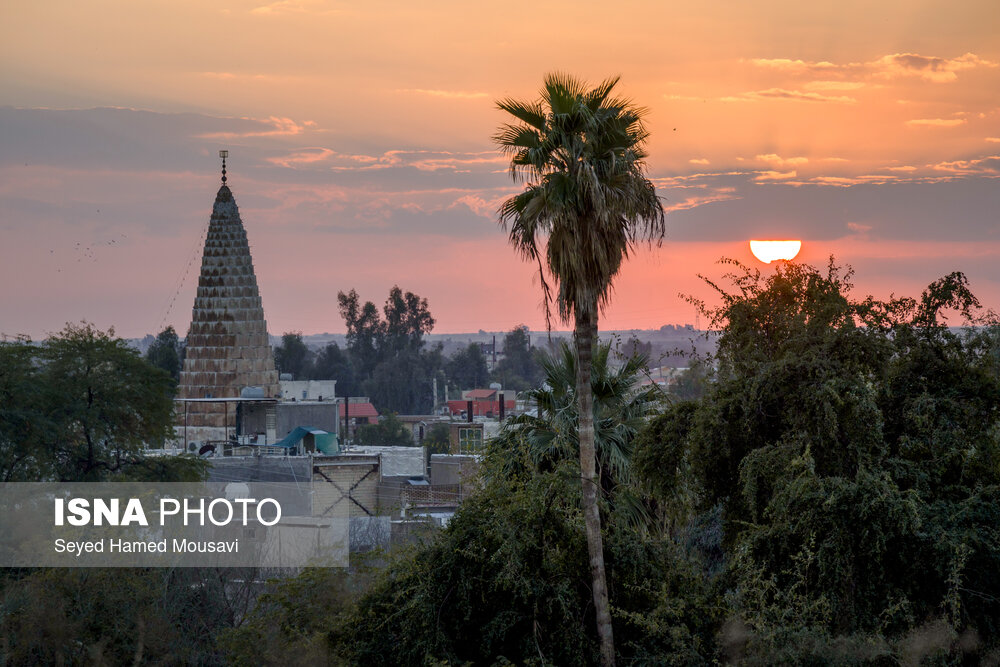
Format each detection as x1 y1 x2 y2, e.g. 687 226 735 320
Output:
750 240 802 264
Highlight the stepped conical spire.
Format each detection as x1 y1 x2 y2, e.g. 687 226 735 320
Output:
176 153 279 441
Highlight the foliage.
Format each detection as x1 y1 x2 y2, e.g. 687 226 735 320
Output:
496 72 666 664
273 331 312 380
445 342 490 392
492 324 544 392
1 567 259 665
221 567 366 666
365 343 444 415
634 259 1000 661
338 286 441 413
337 285 435 381
336 456 718 666
354 412 415 446
145 325 183 382
495 74 665 326
0 322 204 482
310 341 357 394
423 422 451 455
493 342 662 524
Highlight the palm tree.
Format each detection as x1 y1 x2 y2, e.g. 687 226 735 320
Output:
494 73 665 666
492 342 662 527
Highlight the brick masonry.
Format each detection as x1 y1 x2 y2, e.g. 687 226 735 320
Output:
176 183 280 435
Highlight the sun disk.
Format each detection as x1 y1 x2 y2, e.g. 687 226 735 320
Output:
750 240 802 263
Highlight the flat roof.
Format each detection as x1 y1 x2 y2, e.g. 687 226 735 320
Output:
174 397 280 403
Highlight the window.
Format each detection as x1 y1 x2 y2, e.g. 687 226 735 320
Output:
458 427 483 454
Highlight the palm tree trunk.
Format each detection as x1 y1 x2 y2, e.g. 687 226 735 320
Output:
575 307 615 666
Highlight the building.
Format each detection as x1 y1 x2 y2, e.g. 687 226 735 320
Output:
445 388 515 419
175 153 280 443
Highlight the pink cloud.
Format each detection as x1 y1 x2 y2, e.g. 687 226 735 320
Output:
751 52 997 83
724 88 857 103
755 170 797 181
905 118 968 128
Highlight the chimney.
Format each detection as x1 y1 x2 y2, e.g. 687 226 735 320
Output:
498 392 505 421
466 400 474 423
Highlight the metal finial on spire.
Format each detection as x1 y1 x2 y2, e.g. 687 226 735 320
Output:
219 150 228 185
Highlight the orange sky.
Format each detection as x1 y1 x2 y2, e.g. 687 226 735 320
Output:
2 1 998 338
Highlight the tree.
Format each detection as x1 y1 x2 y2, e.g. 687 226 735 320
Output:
337 290 383 381
633 260 1000 662
493 342 661 527
329 438 716 665
353 413 414 446
273 331 312 380
492 325 543 392
423 422 451 456
310 342 356 394
338 286 440 413
0 323 205 482
364 344 443 415
445 343 490 391
337 285 435 381
495 73 665 664
145 326 183 382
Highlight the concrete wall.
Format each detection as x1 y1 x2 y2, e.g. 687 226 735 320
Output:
280 380 337 401
208 456 313 484
275 402 339 439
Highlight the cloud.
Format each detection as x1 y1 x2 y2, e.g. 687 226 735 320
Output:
750 52 997 83
250 0 342 16
755 170 797 181
198 116 316 139
750 58 838 72
724 88 857 103
803 80 867 91
689 158 710 165
987 137 1000 143
905 118 967 128
886 165 918 172
872 52 998 83
847 221 873 233
757 154 808 168
931 155 1000 176
662 190 740 214
266 147 506 173
397 89 490 100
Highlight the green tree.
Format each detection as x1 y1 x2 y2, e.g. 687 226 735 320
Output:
446 343 490 391
0 336 52 481
495 73 665 664
1 323 205 481
2 567 257 664
273 331 312 380
337 289 382 380
310 342 357 394
381 285 435 358
332 448 716 664
423 422 451 455
145 325 183 382
494 342 661 527
337 285 435 381
44 323 180 480
353 412 414 446
634 260 1000 661
492 324 543 392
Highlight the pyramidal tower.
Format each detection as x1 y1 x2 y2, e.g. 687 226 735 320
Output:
176 151 279 442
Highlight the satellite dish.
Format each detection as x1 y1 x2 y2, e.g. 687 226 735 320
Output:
198 443 216 457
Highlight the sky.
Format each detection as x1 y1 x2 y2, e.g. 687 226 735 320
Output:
2 0 998 339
